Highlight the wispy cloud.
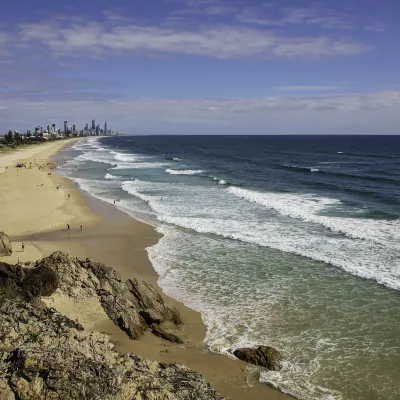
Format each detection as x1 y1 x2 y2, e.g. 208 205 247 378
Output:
1 91 400 134
15 19 370 60
275 85 340 92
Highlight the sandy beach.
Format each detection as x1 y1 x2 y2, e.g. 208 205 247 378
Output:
0 140 292 400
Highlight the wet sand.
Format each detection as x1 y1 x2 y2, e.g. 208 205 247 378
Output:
1 141 293 400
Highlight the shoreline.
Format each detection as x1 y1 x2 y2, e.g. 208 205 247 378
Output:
1 140 293 400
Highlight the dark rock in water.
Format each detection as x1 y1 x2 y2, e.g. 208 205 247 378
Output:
0 231 12 256
33 252 182 342
233 346 282 371
0 300 224 400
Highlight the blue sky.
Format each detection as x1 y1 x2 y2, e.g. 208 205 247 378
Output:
0 0 399 134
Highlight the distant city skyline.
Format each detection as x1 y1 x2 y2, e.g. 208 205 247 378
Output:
6 119 118 138
0 0 399 135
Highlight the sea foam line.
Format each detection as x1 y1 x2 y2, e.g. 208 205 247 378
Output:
228 187 400 246
165 169 204 175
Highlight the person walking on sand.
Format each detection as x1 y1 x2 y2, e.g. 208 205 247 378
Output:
22 243 25 252
80 225 83 232
114 200 116 205
67 224 70 231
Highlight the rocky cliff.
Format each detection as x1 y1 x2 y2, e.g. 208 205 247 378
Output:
32 252 183 342
0 252 224 400
0 231 12 256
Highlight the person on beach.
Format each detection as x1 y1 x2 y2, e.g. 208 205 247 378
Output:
80 225 83 231
114 200 116 205
67 224 70 231
22 243 25 252
68 193 70 198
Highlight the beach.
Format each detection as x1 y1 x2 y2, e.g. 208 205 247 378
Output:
0 140 293 400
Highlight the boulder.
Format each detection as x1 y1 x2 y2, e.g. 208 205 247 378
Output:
233 346 282 371
152 325 184 344
0 300 224 400
0 262 58 304
0 232 12 256
33 252 182 342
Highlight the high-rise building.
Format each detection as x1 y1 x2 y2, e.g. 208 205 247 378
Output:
64 121 68 133
104 121 107 135
85 123 89 131
92 119 95 130
73 124 76 133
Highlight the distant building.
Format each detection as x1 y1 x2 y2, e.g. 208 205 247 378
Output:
104 121 107 135
64 121 68 133
92 119 95 130
73 124 76 133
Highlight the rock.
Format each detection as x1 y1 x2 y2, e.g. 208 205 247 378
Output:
0 300 224 400
233 346 282 371
140 308 164 324
0 232 12 256
0 262 58 304
152 325 184 344
33 252 182 342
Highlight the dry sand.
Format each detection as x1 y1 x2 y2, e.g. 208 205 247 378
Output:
0 140 293 400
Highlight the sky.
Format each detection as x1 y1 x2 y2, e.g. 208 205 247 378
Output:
0 0 399 135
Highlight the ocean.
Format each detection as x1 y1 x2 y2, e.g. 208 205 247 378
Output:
59 135 400 400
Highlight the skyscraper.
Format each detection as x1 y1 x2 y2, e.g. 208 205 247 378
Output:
64 121 67 133
92 119 95 130
104 121 107 135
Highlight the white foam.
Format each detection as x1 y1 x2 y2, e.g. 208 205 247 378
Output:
113 152 137 162
104 173 123 180
165 169 204 175
111 161 168 170
228 187 400 246
120 179 400 290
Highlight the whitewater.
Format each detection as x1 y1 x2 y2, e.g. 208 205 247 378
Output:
59 135 400 400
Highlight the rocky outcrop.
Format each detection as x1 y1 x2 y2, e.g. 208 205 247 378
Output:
0 261 58 303
0 300 224 400
233 346 282 371
0 232 12 256
31 252 182 342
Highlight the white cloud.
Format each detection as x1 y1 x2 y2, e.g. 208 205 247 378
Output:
1 91 400 135
236 5 388 32
276 86 339 92
16 20 369 60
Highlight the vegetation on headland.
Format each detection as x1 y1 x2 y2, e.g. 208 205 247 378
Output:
0 130 68 150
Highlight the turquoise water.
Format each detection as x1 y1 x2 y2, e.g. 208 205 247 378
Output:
60 135 400 400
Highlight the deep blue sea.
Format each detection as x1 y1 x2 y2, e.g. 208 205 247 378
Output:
60 135 400 400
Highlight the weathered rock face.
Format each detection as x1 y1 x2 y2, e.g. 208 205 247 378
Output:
0 261 58 303
0 231 12 256
32 252 182 341
233 346 282 371
0 300 224 400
